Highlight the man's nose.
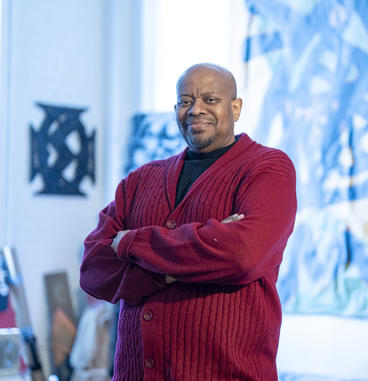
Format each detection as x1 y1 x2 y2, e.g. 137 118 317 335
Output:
189 98 205 115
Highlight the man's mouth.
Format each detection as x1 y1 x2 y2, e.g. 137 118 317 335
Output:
185 120 214 131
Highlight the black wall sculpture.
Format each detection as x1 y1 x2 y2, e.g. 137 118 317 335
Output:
30 103 96 196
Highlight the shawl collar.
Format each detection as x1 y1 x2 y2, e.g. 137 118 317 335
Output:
164 133 254 212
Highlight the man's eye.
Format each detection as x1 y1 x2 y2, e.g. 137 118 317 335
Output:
178 99 191 106
205 98 217 104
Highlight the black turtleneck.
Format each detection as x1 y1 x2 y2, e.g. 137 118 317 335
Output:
175 140 237 208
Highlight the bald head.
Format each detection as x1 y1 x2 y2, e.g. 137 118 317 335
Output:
174 63 243 153
176 63 238 100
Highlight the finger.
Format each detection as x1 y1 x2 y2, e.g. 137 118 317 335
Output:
221 213 244 223
221 216 233 223
221 216 234 223
232 214 244 221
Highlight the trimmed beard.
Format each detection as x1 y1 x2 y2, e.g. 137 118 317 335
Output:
186 133 216 151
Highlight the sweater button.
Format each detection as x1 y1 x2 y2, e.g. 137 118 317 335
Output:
143 310 153 321
144 359 155 368
166 219 176 229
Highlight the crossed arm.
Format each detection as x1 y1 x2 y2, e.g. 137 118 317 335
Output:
80 168 296 306
110 213 245 285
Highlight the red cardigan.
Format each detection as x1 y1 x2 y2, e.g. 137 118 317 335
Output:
80 133 297 380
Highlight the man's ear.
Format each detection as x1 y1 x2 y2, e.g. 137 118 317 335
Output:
232 98 243 122
174 104 177 112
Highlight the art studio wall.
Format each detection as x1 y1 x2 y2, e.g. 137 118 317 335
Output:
0 0 141 375
1 0 368 379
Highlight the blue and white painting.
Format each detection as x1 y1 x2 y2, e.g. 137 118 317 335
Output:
243 0 368 317
125 113 185 174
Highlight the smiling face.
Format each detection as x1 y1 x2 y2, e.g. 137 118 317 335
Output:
175 64 242 153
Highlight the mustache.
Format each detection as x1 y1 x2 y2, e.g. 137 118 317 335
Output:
184 117 215 125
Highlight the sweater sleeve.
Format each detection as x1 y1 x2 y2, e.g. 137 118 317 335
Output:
117 160 297 286
79 180 167 305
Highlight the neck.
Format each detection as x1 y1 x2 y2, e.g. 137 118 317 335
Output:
190 136 236 154
187 138 237 160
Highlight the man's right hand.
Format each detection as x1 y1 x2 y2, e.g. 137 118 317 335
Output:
164 214 244 285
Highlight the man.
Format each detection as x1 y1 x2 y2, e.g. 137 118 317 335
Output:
80 63 297 380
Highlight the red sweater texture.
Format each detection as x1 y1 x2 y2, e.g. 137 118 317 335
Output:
80 133 297 381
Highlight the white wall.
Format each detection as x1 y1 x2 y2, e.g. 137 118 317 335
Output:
139 0 247 114
2 0 104 374
0 0 140 376
278 314 368 378
0 0 10 247
103 0 143 199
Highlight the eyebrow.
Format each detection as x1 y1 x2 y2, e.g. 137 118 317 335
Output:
178 92 219 97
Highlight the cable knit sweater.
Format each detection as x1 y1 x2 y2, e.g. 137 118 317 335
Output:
80 133 297 381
